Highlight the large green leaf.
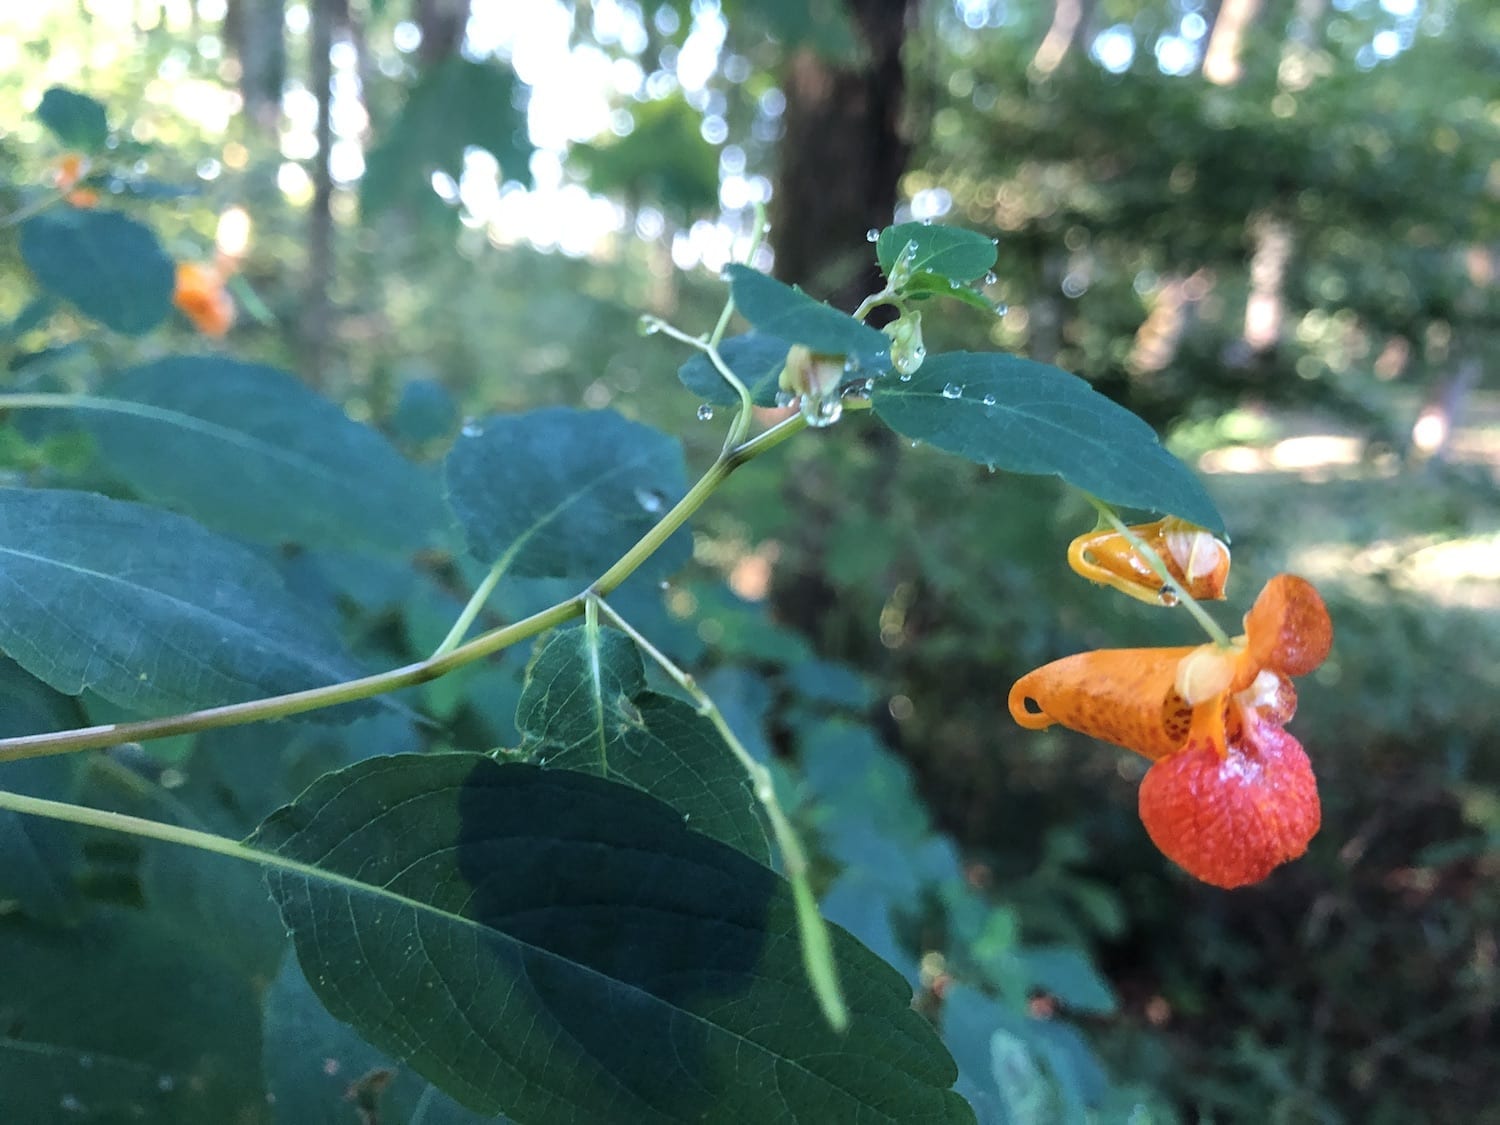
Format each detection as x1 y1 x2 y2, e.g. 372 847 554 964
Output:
0 659 84 921
19 210 174 335
362 58 532 217
727 265 892 370
0 489 370 717
75 357 442 552
516 624 769 861
444 406 692 581
875 223 997 285
252 754 973 1123
678 332 790 406
870 352 1224 533
36 86 109 150
0 911 268 1124
265 953 504 1125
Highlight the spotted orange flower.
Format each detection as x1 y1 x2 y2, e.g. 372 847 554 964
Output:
52 153 99 208
1008 574 1332 888
1068 517 1230 605
173 261 235 338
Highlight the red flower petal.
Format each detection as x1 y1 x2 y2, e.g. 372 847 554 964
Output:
1138 718 1320 888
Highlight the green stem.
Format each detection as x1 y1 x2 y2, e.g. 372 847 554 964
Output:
642 317 755 450
1085 496 1234 647
589 595 848 1031
0 191 63 230
851 287 900 323
432 545 517 658
0 414 809 764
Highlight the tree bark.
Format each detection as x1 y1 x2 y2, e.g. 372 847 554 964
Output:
770 0 914 311
224 0 287 135
415 0 471 69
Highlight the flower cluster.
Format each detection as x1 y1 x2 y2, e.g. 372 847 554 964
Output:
1009 519 1332 888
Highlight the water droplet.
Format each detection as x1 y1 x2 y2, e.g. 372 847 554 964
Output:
156 1075 176 1093
637 314 661 336
994 302 1009 316
659 580 670 591
982 393 997 407
696 403 714 421
460 418 482 438
984 270 998 286
634 487 666 513
909 439 921 449
774 389 795 409
60 1095 83 1113
801 395 843 428
920 217 933 226
941 383 963 399
843 354 862 373
865 227 880 242
899 371 913 382
986 463 997 473
991 236 1000 246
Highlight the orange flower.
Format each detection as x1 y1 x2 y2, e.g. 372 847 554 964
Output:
1008 574 1332 888
173 261 235 338
52 153 99 208
1068 517 1230 605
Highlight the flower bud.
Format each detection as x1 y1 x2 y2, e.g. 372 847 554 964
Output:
883 309 926 376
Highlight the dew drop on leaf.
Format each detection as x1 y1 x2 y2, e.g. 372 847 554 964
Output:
982 393 997 407
634 487 666 513
460 418 483 437
775 389 795 408
941 383 963 399
984 270 998 285
696 403 714 421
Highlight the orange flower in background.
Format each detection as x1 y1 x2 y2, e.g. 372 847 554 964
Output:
1068 517 1230 605
1008 574 1332 888
173 261 235 338
51 153 99 208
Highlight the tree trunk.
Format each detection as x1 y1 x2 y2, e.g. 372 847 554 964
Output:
770 0 913 311
224 0 287 134
415 0 471 69
302 0 341 387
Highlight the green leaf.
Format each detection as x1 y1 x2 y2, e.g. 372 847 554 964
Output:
516 624 770 861
903 271 1001 314
876 223 998 285
36 86 109 150
252 754 973 1123
0 489 370 717
265 953 507 1125
362 59 532 218
75 357 443 552
572 95 721 218
19 210 174 335
678 332 790 406
0 911 268 1124
1017 945 1119 1016
0 659 84 921
444 407 692 581
871 352 1224 533
727 265 892 369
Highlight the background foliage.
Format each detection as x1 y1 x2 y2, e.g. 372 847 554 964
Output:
2 0 1498 1121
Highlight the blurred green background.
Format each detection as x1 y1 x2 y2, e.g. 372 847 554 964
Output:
3 0 1498 1121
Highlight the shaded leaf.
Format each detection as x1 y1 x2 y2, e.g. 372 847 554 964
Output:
264 954 505 1125
0 911 268 1124
19 210 174 335
876 223 998 285
903 271 1000 314
727 265 891 370
677 332 790 406
0 489 370 717
0 659 84 921
871 352 1224 533
1018 945 1119 1016
444 407 692 581
37 86 108 150
516 624 769 861
252 754 973 1123
77 357 442 552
